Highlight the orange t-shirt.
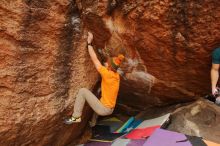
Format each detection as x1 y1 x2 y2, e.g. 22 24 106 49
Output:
98 66 120 108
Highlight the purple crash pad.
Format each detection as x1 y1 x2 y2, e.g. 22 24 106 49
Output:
143 129 192 146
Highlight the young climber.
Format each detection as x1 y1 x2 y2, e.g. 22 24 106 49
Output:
64 32 125 124
211 47 220 105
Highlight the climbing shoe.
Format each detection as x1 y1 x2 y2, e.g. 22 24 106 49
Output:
64 116 81 124
204 94 216 102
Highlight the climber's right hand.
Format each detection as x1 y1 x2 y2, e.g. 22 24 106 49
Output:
212 87 218 96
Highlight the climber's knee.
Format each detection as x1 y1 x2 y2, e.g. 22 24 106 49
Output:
96 109 113 116
78 88 89 96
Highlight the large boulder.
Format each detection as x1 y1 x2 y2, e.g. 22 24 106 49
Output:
168 99 220 144
0 0 220 145
0 1 98 146
77 0 220 108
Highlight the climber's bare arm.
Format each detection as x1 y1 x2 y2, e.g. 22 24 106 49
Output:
211 63 220 94
88 45 102 71
87 32 102 71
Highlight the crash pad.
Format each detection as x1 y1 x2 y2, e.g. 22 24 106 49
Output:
91 125 110 135
126 139 147 146
111 138 130 146
143 128 192 146
123 119 143 133
137 113 170 129
111 138 147 146
90 132 124 142
100 117 122 122
79 142 112 146
90 125 124 142
125 125 160 139
97 117 123 133
115 117 135 133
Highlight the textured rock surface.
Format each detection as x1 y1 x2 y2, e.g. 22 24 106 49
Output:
0 1 98 146
77 0 220 108
167 99 220 144
0 0 220 146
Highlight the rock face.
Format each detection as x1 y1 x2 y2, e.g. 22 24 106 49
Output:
0 1 98 146
0 0 220 145
78 0 220 108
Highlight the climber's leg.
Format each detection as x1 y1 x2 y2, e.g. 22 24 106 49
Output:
64 88 113 124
